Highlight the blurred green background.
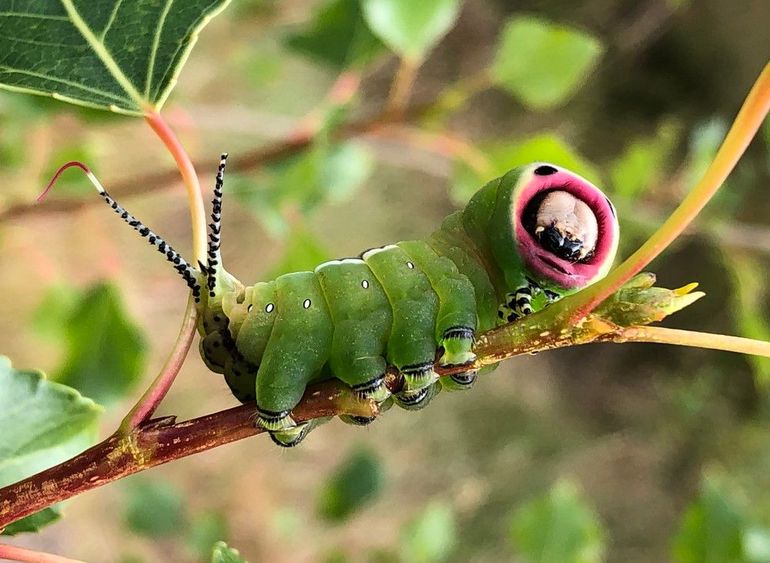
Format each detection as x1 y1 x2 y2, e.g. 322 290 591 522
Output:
1 0 769 561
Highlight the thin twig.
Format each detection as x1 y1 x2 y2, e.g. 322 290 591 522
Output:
0 544 85 563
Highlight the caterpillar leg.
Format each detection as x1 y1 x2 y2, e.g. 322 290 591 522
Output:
393 381 441 410
255 272 333 447
361 246 441 394
315 259 393 407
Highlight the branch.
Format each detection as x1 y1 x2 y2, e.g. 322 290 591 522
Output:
3 275 767 530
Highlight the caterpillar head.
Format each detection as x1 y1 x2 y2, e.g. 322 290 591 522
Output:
464 163 619 293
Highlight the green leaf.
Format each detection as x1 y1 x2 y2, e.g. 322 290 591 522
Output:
452 134 600 204
1 507 62 536
400 501 457 563
317 447 385 522
672 477 746 563
0 0 231 115
0 357 101 535
361 0 461 61
491 16 603 111
610 120 681 199
55 283 146 405
31 283 81 340
509 480 606 563
284 0 385 69
211 541 247 563
123 476 186 538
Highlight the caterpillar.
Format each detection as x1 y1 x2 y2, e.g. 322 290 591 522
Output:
83 156 619 447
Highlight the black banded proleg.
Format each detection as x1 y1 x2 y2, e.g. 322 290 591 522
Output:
393 381 441 411
362 245 440 392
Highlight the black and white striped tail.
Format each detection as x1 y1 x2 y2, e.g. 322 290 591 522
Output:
99 190 202 301
206 153 228 297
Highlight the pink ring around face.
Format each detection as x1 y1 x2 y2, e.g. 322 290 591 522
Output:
513 165 619 289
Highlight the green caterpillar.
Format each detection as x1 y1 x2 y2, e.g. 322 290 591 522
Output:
94 156 619 447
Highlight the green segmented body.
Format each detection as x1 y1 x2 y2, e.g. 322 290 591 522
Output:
92 157 619 447
202 233 487 415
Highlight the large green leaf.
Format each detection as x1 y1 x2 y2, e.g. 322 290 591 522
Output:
361 0 461 61
55 283 147 405
284 0 385 69
509 480 606 563
491 16 603 111
0 0 230 115
0 356 101 535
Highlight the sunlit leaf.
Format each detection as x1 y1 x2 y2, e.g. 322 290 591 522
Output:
0 0 230 114
317 446 385 522
400 501 456 563
123 476 186 538
284 0 385 69
452 134 600 203
361 0 461 61
55 283 146 405
0 356 101 535
509 480 606 563
211 541 247 563
672 477 746 563
491 16 603 111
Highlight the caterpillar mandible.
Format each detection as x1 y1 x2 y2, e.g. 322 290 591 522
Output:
86 157 620 447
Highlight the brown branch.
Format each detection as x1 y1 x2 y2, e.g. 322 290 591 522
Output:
0 107 424 224
1 276 748 531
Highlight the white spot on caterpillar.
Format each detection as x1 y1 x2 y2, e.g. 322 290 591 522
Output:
247 304 253 312
361 280 369 289
406 261 415 269
303 299 311 309
265 303 275 313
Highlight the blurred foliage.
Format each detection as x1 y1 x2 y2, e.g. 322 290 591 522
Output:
211 541 247 563
122 476 186 538
491 17 604 111
0 0 769 561
361 0 461 61
316 446 385 522
54 283 146 406
509 480 606 563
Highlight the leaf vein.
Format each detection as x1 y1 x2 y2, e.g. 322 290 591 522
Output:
0 65 130 103
145 0 173 98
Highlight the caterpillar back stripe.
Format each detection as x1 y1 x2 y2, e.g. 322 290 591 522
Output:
57 157 620 447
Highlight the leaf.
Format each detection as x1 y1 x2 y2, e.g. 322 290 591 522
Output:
491 16 603 111
0 0 230 115
1 507 61 536
284 0 385 69
452 134 600 204
509 480 606 563
672 477 746 563
0 357 101 535
123 476 186 537
31 283 81 340
610 120 681 199
211 541 247 563
55 283 147 405
188 512 230 560
400 501 457 563
317 447 385 522
361 0 461 61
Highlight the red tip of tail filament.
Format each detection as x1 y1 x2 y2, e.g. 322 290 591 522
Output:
37 161 94 203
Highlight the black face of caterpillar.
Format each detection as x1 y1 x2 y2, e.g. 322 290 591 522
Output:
521 190 598 263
